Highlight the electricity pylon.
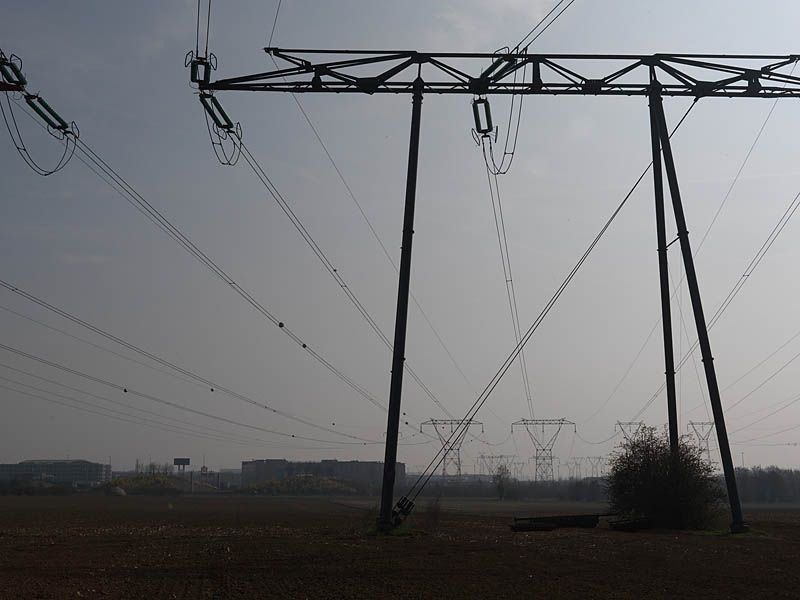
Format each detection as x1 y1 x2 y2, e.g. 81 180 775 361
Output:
190 37 799 531
587 456 605 478
421 419 483 477
478 454 515 477
566 457 584 480
616 421 645 441
512 418 575 482
688 421 715 466
510 460 527 480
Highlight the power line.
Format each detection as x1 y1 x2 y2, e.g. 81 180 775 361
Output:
0 380 353 451
0 278 373 443
514 0 577 51
254 56 477 421
484 163 534 418
256 47 497 433
704 190 800 335
67 129 385 413
0 302 198 387
10 97 392 417
730 390 800 436
546 100 696 423
3 58 407 437
267 0 282 47
0 341 375 446
660 186 800 418
481 1 578 177
668 261 711 422
727 348 800 412
555 105 699 440
0 362 432 449
730 389 800 423
624 68 797 420
283 77 479 396
0 361 284 444
0 381 263 448
402 115 649 504
734 420 800 444
236 140 460 420
694 61 796 255
0 371 312 449
575 430 619 445
282 53 479 390
10 97 435 443
722 326 800 394
600 78 789 415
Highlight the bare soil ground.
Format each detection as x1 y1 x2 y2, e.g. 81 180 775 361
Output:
0 494 797 599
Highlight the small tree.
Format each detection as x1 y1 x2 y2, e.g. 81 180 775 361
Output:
492 465 511 500
606 426 724 529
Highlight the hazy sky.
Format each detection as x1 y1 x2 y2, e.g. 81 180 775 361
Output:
3 1 800 474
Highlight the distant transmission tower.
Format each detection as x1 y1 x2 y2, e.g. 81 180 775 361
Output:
688 421 715 466
512 418 575 482
421 419 483 477
477 454 515 477
565 457 585 480
510 460 527 480
616 421 645 440
587 456 605 478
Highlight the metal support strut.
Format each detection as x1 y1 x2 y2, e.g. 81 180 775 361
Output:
378 77 424 531
648 80 679 456
650 87 746 533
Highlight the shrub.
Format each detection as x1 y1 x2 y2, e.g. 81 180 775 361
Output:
492 465 511 500
606 426 724 529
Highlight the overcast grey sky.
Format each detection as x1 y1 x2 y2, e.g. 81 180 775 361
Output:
3 1 800 473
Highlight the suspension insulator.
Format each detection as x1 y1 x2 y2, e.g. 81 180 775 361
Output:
472 97 493 135
0 59 26 86
190 58 212 85
199 93 234 130
24 94 69 131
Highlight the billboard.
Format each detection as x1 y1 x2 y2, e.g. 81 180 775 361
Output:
173 458 190 466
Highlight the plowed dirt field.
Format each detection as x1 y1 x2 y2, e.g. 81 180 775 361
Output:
0 495 797 599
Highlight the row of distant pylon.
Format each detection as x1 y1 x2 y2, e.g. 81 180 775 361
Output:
616 420 716 466
422 417 716 481
474 454 608 480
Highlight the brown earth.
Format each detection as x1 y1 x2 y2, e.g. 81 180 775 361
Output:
0 494 797 599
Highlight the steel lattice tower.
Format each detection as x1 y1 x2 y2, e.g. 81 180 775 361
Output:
477 454 515 477
510 460 527 480
587 456 605 478
566 457 585 480
616 421 645 441
688 421 715 466
421 419 483 478
512 418 575 482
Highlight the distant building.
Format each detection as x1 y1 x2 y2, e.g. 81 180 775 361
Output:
242 459 290 484
241 459 403 488
218 468 241 489
0 460 111 487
